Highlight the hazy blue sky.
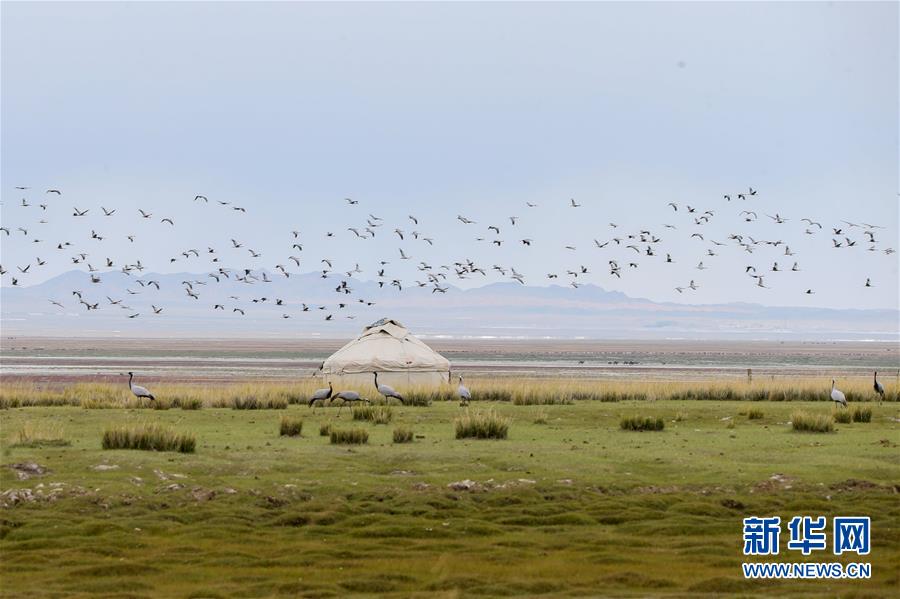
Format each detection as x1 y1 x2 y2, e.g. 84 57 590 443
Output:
1 1 897 310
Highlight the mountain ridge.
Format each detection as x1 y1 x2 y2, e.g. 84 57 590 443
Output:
1 269 897 340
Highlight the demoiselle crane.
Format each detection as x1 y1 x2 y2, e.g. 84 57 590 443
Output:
457 375 471 406
373 372 405 404
127 372 155 401
873 371 884 401
308 381 333 408
830 379 847 408
331 390 370 415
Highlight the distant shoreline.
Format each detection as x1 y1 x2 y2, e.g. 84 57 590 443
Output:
3 336 897 384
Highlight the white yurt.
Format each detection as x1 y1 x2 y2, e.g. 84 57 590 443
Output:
320 318 451 389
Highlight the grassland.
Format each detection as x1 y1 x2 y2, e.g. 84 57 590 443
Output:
1 379 898 597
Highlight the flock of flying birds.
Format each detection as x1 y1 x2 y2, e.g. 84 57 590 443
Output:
0 185 894 322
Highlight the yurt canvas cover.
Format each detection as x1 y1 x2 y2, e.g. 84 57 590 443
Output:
321 318 450 388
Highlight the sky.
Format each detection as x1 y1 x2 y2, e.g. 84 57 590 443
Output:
1 1 897 312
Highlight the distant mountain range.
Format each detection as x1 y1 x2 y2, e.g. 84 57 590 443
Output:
1 270 897 340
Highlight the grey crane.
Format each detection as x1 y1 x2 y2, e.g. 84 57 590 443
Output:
308 381 333 408
830 379 847 408
373 372 405 404
873 371 884 401
127 372 155 401
457 375 471 406
331 390 370 414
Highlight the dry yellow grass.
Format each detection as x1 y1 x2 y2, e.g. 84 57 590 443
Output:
0 376 894 409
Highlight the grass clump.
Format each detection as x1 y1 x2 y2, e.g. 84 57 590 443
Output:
851 406 872 423
232 395 288 410
533 409 549 425
392 427 414 444
404 389 455 404
172 397 203 410
747 408 764 420
620 415 665 432
792 411 834 433
102 423 196 453
512 393 572 406
319 423 333 436
330 428 369 445
11 421 69 447
399 394 432 407
832 409 852 424
455 409 509 439
352 405 393 424
279 415 303 437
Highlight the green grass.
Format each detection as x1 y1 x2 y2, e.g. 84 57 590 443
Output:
101 423 196 452
279 415 303 437
1 400 897 597
792 410 835 433
620 415 665 431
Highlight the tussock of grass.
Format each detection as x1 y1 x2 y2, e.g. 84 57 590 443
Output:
833 409 852 424
512 393 572 406
851 406 872 423
455 409 509 439
747 408 764 420
102 424 196 452
404 389 456 404
620 416 665 431
352 405 393 424
330 428 369 444
400 394 432 407
172 397 203 410
533 409 549 425
279 415 303 437
476 389 514 402
792 411 834 433
392 426 414 443
11 421 69 447
232 395 288 410
319 423 333 436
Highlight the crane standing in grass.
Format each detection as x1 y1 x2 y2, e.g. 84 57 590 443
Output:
873 371 884 401
331 390 369 415
457 374 471 406
308 381 332 408
373 372 405 404
830 379 847 408
127 372 155 402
